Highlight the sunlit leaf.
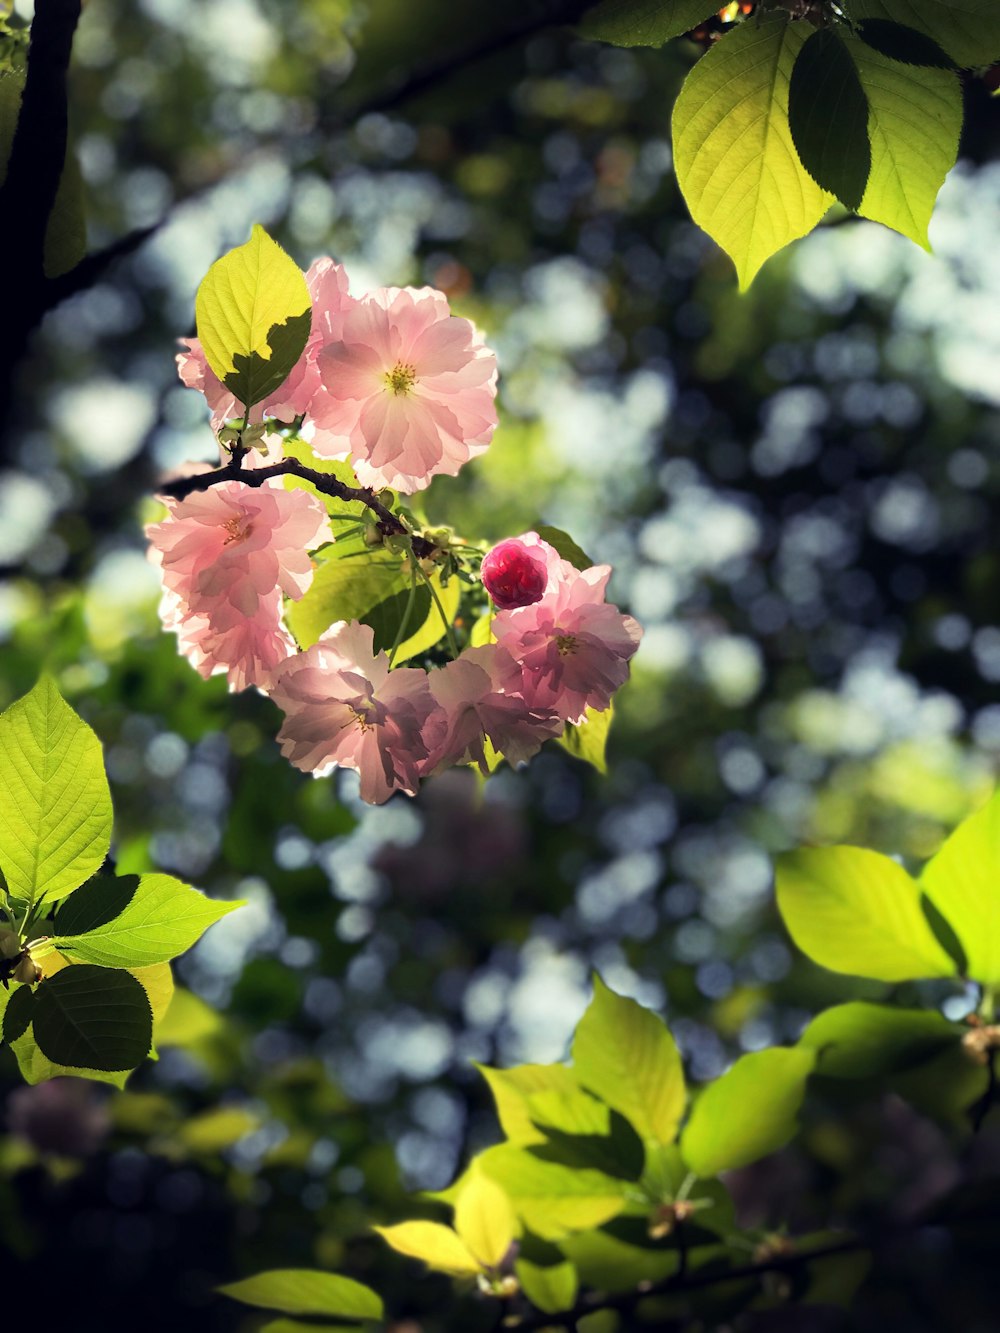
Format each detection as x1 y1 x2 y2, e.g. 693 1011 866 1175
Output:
195 224 311 409
0 677 112 908
571 975 686 1145
843 33 962 249
840 0 1000 69
453 1169 519 1269
680 1047 815 1177
672 15 833 289
286 549 409 649
919 790 1000 985
373 1221 481 1276
557 704 613 774
477 1143 628 1240
476 1061 580 1145
775 845 957 981
799 1002 961 1078
218 1269 383 1320
52 872 241 968
515 1259 579 1314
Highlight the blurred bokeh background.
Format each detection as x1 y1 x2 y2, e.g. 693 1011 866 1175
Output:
2 0 1000 1328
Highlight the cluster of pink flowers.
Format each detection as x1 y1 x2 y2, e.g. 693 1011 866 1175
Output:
147 473 332 691
176 258 498 494
149 250 642 802
269 532 641 803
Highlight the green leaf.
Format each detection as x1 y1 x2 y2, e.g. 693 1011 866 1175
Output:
8 1024 130 1088
2 982 32 1044
919 791 1000 986
577 0 717 47
530 1111 646 1182
680 1047 815 1177
217 1270 383 1320
260 1322 362 1333
454 1170 519 1269
476 1061 580 1145
840 0 1000 69
534 525 593 570
281 439 368 530
571 975 686 1146
788 27 871 211
560 1226 678 1292
843 33 962 249
557 704 613 774
373 569 461 663
31 965 152 1072
515 1259 579 1315
672 16 833 289
775 845 957 981
287 549 408 649
855 19 956 67
195 224 311 409
800 1002 961 1078
374 1221 481 1276
478 1144 628 1240
0 677 112 908
52 872 240 968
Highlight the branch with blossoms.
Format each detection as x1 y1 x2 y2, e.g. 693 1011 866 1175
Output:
145 226 642 805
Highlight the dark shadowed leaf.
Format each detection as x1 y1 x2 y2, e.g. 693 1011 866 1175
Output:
788 27 871 211
31 965 152 1071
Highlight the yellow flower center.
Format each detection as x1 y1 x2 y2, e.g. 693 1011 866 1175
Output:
222 513 254 545
385 362 417 396
555 634 578 657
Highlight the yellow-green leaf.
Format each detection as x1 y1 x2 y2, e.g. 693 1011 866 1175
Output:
672 16 833 289
920 790 1000 986
195 224 310 409
776 845 957 981
842 0 1000 70
477 1144 628 1241
476 1061 580 1145
844 33 962 249
453 1169 519 1269
373 1221 482 1276
571 975 686 1145
557 703 613 774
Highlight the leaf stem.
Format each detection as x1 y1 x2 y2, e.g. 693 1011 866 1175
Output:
414 559 458 659
388 560 419 668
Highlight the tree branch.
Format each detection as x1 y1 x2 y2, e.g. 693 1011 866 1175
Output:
505 1235 867 1331
157 456 438 550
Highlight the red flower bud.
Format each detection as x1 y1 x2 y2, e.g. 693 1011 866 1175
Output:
481 539 547 609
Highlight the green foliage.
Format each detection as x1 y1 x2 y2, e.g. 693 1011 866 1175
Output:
195 224 311 410
515 1257 578 1313
0 676 112 908
846 33 961 248
0 680 239 1084
788 28 871 212
557 703 613 773
218 1269 384 1321
841 0 1000 70
50 871 239 968
775 844 956 981
919 789 1000 985
800 1002 961 1079
672 16 832 290
571 973 686 1145
534 524 594 570
680 1047 815 1177
578 0 717 47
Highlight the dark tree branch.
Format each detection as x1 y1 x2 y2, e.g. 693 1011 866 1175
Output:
47 222 160 305
0 0 79 273
329 0 595 129
505 1235 867 1331
157 455 440 555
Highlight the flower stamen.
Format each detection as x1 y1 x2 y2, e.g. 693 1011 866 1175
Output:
385 362 417 396
222 513 254 545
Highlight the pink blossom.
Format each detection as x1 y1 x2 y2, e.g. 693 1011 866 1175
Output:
269 622 435 804
176 258 357 448
146 478 331 691
481 538 549 610
159 586 296 692
147 479 331 617
314 285 498 493
422 645 562 774
492 564 642 724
